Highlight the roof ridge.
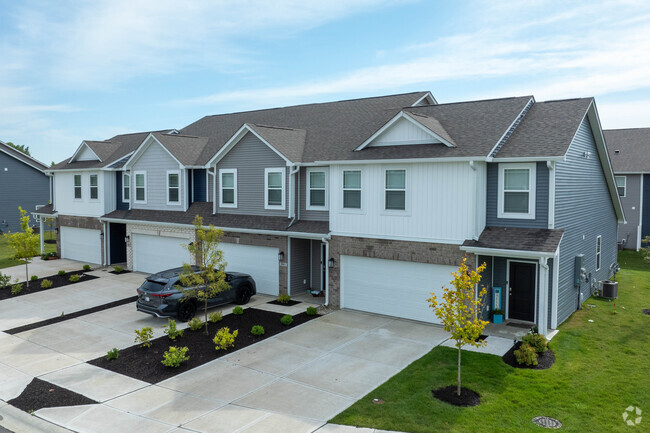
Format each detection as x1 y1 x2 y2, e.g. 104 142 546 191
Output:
253 124 301 131
407 95 533 108
604 127 650 132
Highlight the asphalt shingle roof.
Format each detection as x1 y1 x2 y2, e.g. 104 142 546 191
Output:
0 140 48 171
462 226 564 254
604 128 650 173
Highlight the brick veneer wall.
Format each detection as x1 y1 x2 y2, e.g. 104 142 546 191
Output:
327 235 473 308
126 223 197 270
56 215 104 264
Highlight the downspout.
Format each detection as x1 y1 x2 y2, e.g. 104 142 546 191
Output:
539 257 549 336
322 234 331 307
286 164 300 229
547 161 555 229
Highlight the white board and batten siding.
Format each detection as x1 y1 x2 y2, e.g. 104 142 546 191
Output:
54 171 115 217
330 161 486 243
60 227 102 264
132 233 192 275
219 243 279 296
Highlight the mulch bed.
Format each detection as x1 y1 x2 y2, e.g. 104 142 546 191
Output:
4 296 138 335
88 308 318 383
502 341 556 370
109 270 132 275
8 378 97 413
267 299 302 306
432 386 481 407
0 270 98 300
642 309 650 316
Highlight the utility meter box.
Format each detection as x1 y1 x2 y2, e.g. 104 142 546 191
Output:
574 254 585 287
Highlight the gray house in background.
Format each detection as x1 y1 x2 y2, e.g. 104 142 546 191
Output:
0 140 50 233
604 128 650 251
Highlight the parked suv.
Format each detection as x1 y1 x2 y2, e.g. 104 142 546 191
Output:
136 266 256 320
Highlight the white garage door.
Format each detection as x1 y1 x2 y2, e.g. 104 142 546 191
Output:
341 255 457 324
132 234 192 275
60 227 102 264
220 243 279 295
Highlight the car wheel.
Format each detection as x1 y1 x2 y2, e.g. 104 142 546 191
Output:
177 301 196 321
235 286 252 305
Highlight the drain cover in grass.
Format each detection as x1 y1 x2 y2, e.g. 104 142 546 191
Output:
532 416 562 429
642 309 650 316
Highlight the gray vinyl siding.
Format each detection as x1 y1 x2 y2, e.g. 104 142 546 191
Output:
616 174 641 249
486 162 549 228
131 142 184 211
0 152 49 233
216 132 288 217
290 238 310 295
208 170 214 203
555 117 618 325
311 240 322 292
299 166 329 221
643 174 650 240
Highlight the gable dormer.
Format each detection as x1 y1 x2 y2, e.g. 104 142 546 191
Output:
69 141 102 163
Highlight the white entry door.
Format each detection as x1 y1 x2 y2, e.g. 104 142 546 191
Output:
132 234 191 274
60 226 102 264
219 243 279 295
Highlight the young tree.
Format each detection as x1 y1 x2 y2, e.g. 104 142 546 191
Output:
7 207 40 287
427 257 489 397
177 215 230 335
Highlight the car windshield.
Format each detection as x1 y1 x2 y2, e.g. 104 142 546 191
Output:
140 280 167 292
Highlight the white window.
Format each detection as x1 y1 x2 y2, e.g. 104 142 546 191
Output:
167 170 181 205
89 174 98 200
343 170 361 209
615 176 626 197
385 169 406 211
219 169 237 208
596 235 601 271
73 174 82 199
122 172 130 202
307 168 327 210
264 168 285 210
498 163 536 219
134 171 146 203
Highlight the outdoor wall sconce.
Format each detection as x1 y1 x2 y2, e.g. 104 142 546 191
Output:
124 235 130 243
278 251 285 262
328 258 335 268
188 242 194 247
100 232 104 240
54 227 58 234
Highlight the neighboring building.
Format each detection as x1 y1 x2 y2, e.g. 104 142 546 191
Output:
604 128 650 251
35 92 624 335
0 140 50 233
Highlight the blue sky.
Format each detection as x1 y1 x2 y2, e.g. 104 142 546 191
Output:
1 0 650 165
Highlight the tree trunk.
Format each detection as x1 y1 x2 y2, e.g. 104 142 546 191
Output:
204 297 209 336
25 262 29 289
457 345 462 396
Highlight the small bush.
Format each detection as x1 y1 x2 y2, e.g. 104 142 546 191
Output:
0 273 11 288
251 325 265 336
161 346 190 368
134 326 154 348
306 306 318 316
30 275 38 281
113 265 124 274
232 306 244 315
188 317 204 331
213 327 238 351
83 264 91 271
209 311 223 323
522 333 547 353
57 270 66 276
514 343 538 366
277 293 291 304
280 314 293 326
164 319 184 340
69 274 80 283
11 283 23 295
106 348 119 361
41 279 53 289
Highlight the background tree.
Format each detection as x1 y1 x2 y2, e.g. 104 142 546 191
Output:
6 142 31 156
428 257 489 397
8 207 40 287
177 215 230 334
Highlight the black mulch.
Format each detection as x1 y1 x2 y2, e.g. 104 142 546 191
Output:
0 271 98 300
642 309 650 316
506 322 533 329
502 341 556 370
109 270 132 275
267 299 302 306
44 239 57 244
4 296 138 335
475 334 487 342
8 378 97 412
88 308 317 383
432 386 481 407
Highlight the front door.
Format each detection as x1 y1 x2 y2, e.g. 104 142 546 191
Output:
109 223 127 264
508 261 536 321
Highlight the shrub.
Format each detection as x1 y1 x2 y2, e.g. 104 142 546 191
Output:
277 293 291 304
514 343 538 366
41 279 53 289
58 270 66 276
106 348 119 361
522 333 547 353
232 306 244 315
0 273 11 288
11 283 23 295
161 346 190 367
209 311 223 323
251 325 265 336
134 326 154 348
213 327 238 351
188 317 204 331
113 265 124 274
30 275 38 281
69 274 80 283
280 314 293 326
83 264 91 271
306 306 318 316
164 319 184 340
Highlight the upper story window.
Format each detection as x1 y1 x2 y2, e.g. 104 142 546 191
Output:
343 170 361 209
167 170 181 205
596 235 602 271
265 168 285 210
615 176 626 197
498 163 536 219
73 174 82 199
134 171 146 203
122 173 130 202
219 169 237 208
307 168 327 210
89 174 98 200
385 169 406 210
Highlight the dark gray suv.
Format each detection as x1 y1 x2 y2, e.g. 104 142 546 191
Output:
136 266 256 321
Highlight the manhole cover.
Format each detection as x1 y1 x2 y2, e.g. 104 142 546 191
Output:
642 309 650 316
532 416 562 429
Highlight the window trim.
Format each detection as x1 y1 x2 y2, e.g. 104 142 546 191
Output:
264 167 286 210
89 174 99 201
122 172 130 202
219 168 237 208
73 174 82 200
615 175 626 197
134 171 147 204
166 170 181 205
306 168 328 210
342 169 363 211
497 162 536 219
383 168 407 212
596 235 602 271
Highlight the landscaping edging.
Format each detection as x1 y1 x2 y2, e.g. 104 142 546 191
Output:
0 270 98 300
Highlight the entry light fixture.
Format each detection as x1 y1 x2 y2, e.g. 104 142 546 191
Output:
124 235 130 243
54 227 58 234
328 258 335 268
278 251 285 262
100 232 104 240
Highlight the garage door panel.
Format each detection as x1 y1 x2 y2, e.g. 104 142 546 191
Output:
341 255 455 324
133 234 191 275
60 227 101 264
220 243 278 296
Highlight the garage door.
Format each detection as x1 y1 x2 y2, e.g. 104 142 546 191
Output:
60 227 102 264
341 255 457 324
220 243 279 295
132 234 192 274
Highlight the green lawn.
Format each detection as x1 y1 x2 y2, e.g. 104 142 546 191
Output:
0 234 57 269
331 251 650 432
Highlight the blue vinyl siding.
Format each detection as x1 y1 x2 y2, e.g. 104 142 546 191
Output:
643 174 650 239
193 169 207 202
555 117 618 325
478 255 493 320
116 172 128 210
